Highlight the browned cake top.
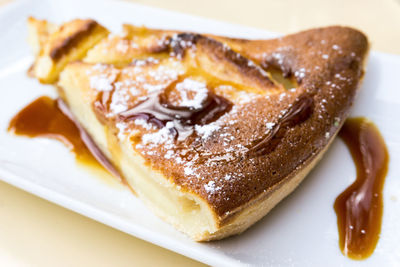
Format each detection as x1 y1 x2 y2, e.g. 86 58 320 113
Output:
69 26 368 221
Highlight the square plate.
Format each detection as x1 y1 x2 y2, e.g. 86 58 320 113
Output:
0 0 399 266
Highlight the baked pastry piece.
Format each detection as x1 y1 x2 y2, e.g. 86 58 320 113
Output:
27 17 369 241
28 17 109 83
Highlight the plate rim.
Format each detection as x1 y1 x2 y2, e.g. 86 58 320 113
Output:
1 0 399 266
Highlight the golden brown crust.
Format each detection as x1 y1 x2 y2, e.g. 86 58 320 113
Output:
49 20 99 60
212 26 368 220
189 34 278 91
28 18 109 83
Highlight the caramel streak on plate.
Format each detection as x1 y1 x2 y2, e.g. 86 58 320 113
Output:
8 96 121 180
335 117 389 260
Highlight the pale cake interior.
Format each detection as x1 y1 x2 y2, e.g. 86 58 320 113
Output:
59 68 218 238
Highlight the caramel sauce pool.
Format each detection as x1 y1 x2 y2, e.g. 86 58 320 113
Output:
335 117 389 260
8 96 106 172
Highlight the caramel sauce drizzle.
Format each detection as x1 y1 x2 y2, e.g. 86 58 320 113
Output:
8 96 121 180
116 84 232 141
248 94 314 156
335 117 389 260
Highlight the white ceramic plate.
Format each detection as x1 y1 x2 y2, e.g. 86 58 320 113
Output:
0 0 399 266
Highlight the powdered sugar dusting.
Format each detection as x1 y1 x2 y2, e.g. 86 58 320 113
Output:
134 118 155 130
266 122 275 131
108 87 130 115
141 121 175 145
90 74 115 91
195 124 220 139
116 122 128 141
184 165 195 176
175 79 208 109
204 181 222 194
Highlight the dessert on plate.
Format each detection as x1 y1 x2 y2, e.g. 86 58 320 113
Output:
27 17 368 241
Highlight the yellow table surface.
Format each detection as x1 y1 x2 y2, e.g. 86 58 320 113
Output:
0 0 399 266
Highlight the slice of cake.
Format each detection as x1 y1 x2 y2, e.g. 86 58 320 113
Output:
27 18 369 240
